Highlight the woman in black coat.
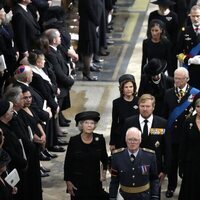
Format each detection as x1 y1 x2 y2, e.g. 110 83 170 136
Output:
178 98 200 200
141 19 172 76
138 58 174 117
109 74 139 151
64 111 108 200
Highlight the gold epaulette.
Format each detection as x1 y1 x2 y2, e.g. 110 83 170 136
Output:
142 148 155 154
112 148 125 154
181 27 185 31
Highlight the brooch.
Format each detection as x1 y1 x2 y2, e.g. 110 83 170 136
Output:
188 94 194 102
155 141 160 148
95 137 99 141
166 17 172 21
189 123 193 130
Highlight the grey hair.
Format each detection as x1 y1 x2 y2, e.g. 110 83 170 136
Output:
43 28 59 44
125 127 142 141
77 120 97 131
174 67 189 79
4 86 22 104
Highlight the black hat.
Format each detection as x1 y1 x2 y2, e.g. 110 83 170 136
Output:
0 149 11 168
144 58 167 76
118 74 135 85
75 111 100 126
0 99 10 117
151 0 176 6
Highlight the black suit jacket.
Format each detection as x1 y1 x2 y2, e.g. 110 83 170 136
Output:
11 4 41 54
45 47 74 97
124 115 171 174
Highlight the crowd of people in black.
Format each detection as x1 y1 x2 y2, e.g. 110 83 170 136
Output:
1 0 200 199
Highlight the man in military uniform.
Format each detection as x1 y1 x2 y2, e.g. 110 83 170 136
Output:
124 94 171 199
163 67 199 198
177 5 200 89
109 127 159 200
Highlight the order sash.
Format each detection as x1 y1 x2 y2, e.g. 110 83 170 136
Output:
167 87 200 130
183 43 200 69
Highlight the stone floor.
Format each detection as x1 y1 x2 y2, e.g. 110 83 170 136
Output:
42 0 181 199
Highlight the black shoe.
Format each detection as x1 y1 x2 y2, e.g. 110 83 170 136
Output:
48 146 65 152
40 152 51 161
90 65 100 72
40 170 49 178
57 139 68 146
59 113 71 127
83 74 98 81
57 132 67 137
165 190 174 198
59 121 70 127
93 57 104 63
65 119 71 123
93 63 103 69
40 166 51 173
99 51 110 56
107 39 114 45
43 149 58 158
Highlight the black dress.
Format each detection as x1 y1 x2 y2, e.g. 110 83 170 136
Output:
109 96 139 148
141 38 171 75
148 10 179 75
64 133 108 200
178 115 200 200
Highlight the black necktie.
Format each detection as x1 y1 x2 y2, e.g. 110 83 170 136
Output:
143 119 148 138
130 154 135 163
